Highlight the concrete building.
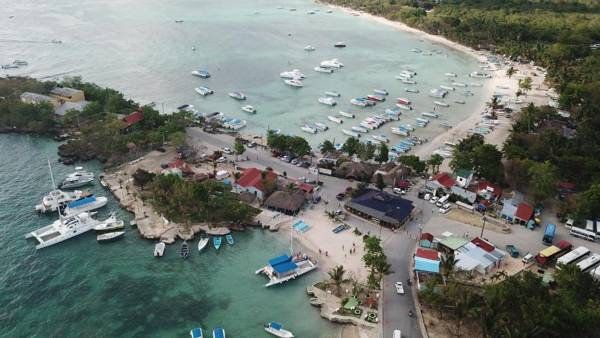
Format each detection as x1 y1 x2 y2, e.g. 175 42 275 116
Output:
455 169 474 188
233 167 277 200
344 189 414 229
49 87 85 102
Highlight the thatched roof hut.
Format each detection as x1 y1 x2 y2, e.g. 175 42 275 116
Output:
264 191 305 215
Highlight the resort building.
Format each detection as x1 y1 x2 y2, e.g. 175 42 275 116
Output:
233 167 277 200
344 189 414 229
499 198 534 224
450 186 477 204
455 169 474 188
426 172 456 192
264 191 305 215
20 92 59 107
514 202 534 224
436 232 506 275
49 87 85 102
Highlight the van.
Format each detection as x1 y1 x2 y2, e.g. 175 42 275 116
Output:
393 187 405 195
522 253 533 264
216 170 230 180
436 194 450 207
393 329 402 338
565 218 574 229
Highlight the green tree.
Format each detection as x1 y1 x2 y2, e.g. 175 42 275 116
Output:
132 168 155 190
234 138 245 160
575 183 600 220
375 173 385 191
518 77 533 97
506 66 516 79
320 140 336 154
440 252 458 284
169 131 187 148
375 143 389 164
358 142 376 162
472 144 504 184
398 155 426 174
288 136 311 157
528 161 559 203
328 265 350 296
342 137 360 156
427 154 444 174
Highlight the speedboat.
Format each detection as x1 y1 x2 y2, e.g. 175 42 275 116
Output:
97 231 125 243
181 241 189 259
320 59 343 68
434 101 450 107
396 98 411 105
421 111 439 118
445 72 457 77
352 126 368 133
334 41 346 48
304 45 315 51
195 86 214 96
440 85 455 91
63 195 108 216
405 88 419 93
228 91 246 100
318 97 336 106
314 66 333 74
25 212 102 249
301 125 317 134
60 167 94 189
242 105 256 114
154 242 166 257
280 69 305 79
342 129 360 138
314 122 328 131
396 103 412 110
372 134 389 143
284 79 303 88
198 237 209 252
373 89 388 96
213 236 222 251
367 94 385 102
338 111 355 118
93 212 125 232
35 189 87 213
395 73 411 80
328 116 343 124
190 328 204 338
213 327 226 338
265 322 294 338
226 234 234 245
191 70 211 78
325 91 341 97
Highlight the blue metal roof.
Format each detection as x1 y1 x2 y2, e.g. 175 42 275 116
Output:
67 196 96 209
415 257 440 273
272 261 298 274
268 255 291 266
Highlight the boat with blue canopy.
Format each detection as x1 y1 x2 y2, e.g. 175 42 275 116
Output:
212 327 225 338
226 234 234 245
213 236 222 251
265 322 294 337
190 328 203 338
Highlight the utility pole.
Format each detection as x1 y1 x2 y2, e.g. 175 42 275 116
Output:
480 215 487 238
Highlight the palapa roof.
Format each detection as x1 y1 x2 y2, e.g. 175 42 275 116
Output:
264 191 305 212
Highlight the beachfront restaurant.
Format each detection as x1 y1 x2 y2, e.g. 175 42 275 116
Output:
344 189 414 229
264 191 305 215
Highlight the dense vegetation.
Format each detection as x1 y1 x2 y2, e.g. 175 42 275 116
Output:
267 129 311 156
421 262 600 338
362 236 392 288
0 77 192 165
145 174 258 224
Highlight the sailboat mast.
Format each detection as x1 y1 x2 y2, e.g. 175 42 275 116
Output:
47 158 56 189
290 222 293 255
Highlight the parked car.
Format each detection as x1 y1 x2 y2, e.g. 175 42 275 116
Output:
216 156 227 163
430 196 439 204
291 159 299 165
392 187 406 195
417 191 426 199
336 192 346 200
424 193 431 201
222 147 233 154
301 161 311 168
393 329 402 338
439 203 452 214
522 253 533 264
247 142 257 148
506 245 520 258
394 281 405 294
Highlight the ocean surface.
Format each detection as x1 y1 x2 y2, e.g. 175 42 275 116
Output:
0 0 487 147
0 134 338 338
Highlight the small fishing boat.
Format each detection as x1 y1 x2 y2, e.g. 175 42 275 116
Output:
93 212 125 232
314 66 333 74
405 88 419 93
284 79 303 88
434 101 450 107
97 231 124 243
416 117 430 124
396 98 411 105
342 129 360 138
391 128 409 136
198 237 209 252
469 71 491 78
304 45 315 51
396 103 412 110
367 94 385 102
226 234 234 245
334 41 346 48
338 111 355 118
191 70 211 78
373 89 388 96
452 82 468 87
352 126 368 133
181 241 190 259
325 91 341 97
421 112 439 118
265 322 294 338
410 48 422 53
369 138 382 145
190 328 204 338
195 86 214 96
470 83 483 87
242 105 256 114
454 99 466 104
280 69 305 79
314 122 328 131
320 59 344 68
402 79 416 85
213 236 222 251
228 91 246 100
213 327 225 338
440 85 455 91
318 97 337 106
301 125 317 134
445 72 457 77
395 73 411 80
440 122 453 129
328 116 343 124
372 134 389 143
154 242 166 257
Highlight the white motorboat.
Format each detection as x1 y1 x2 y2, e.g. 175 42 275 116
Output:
25 212 102 250
198 237 209 252
318 97 337 106
63 195 108 217
469 71 491 78
342 129 360 138
314 66 333 74
373 89 389 96
97 231 125 243
304 45 315 51
320 59 343 68
301 125 317 134
434 101 450 107
195 86 214 96
265 322 294 338
338 111 355 118
391 128 409 136
328 116 343 124
314 122 328 131
402 79 416 85
242 105 257 114
35 189 87 213
367 94 385 102
154 242 166 257
454 99 466 104
405 88 419 93
421 112 439 118
452 82 468 87
396 98 411 105
60 167 95 189
352 126 368 133
395 73 411 80
325 91 341 97
402 69 417 76
440 85 455 91
93 213 125 232
334 41 346 48
280 69 305 79
284 79 303 87
256 254 318 287
396 103 412 110
350 98 374 107
192 70 211 78
445 72 457 77
228 91 246 100
416 117 430 124
306 10 315 14
372 134 389 143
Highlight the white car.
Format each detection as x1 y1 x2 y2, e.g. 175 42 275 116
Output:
393 329 402 338
222 147 233 154
394 281 405 294
522 253 533 264
429 196 439 204
439 203 452 214
215 156 227 163
392 187 406 195
424 193 431 201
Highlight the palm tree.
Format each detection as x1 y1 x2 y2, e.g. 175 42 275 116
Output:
328 265 350 296
506 66 516 78
440 252 458 284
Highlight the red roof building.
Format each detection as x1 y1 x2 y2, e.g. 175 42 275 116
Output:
471 237 495 253
515 203 534 223
122 111 144 127
416 248 440 261
477 181 503 200
233 168 277 200
298 183 314 194
430 172 456 189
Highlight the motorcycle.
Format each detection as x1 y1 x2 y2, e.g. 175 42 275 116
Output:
408 310 414 317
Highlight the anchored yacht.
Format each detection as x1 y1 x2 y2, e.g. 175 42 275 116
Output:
35 189 87 213
60 167 94 189
25 212 108 249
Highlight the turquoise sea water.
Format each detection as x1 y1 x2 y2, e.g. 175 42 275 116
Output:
0 134 338 337
1 0 486 146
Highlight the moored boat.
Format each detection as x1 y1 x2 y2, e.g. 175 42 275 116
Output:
318 97 337 106
213 327 226 338
320 59 343 68
444 72 457 77
280 69 305 79
304 45 315 51
154 242 166 257
242 105 256 114
195 86 214 96
396 98 411 105
328 116 343 124
373 89 388 96
63 195 108 216
416 117 430 124
213 236 222 251
314 66 333 74
226 234 234 245
35 189 87 213
265 322 294 338
372 134 389 143
198 237 209 252
25 212 102 250
396 103 412 110
284 79 303 87
93 212 125 232
334 41 346 48
325 91 341 97
440 85 455 91
97 231 125 243
405 88 419 93
228 91 246 100
190 328 204 338
255 253 318 287
60 167 94 189
181 241 190 259
301 125 317 134
342 129 360 138
452 82 468 87
367 94 385 102
402 79 416 85
191 70 211 78
352 126 368 133
434 101 450 107
338 111 355 119
454 99 466 104
391 127 409 136
314 122 328 131
421 111 439 118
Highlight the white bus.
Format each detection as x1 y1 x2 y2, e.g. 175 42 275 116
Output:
576 253 600 272
556 246 590 269
569 226 597 242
